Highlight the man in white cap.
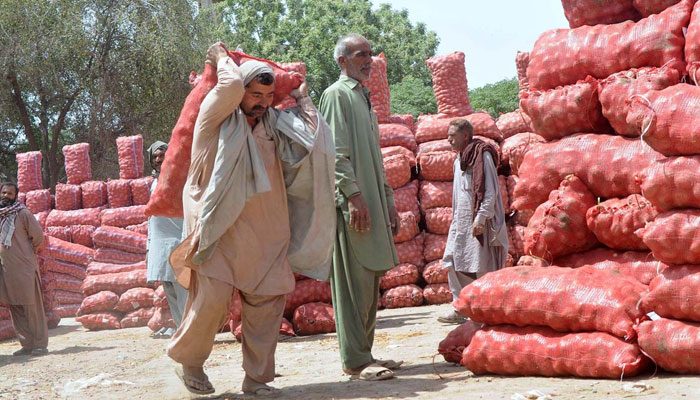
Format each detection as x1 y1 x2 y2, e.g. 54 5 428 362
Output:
167 43 335 396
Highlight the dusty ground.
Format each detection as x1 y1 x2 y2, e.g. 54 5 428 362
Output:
0 304 698 400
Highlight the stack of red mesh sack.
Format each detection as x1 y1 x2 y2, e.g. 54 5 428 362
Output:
147 285 176 333
42 237 95 317
449 265 651 378
222 274 331 338
16 151 52 214
77 261 153 330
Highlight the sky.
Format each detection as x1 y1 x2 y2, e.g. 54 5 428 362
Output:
374 0 569 88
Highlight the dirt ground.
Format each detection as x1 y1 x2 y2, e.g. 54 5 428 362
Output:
0 304 698 400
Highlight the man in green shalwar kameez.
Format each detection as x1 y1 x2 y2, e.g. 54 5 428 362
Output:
319 33 402 381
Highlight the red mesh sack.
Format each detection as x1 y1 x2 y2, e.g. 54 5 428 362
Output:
50 272 83 293
25 189 51 214
0 307 10 320
627 84 700 156
636 318 700 373
34 211 48 230
148 307 176 332
394 180 420 219
554 248 667 285
465 112 503 142
501 132 545 176
586 195 658 251
598 67 680 136
87 261 146 276
389 114 415 132
275 61 306 110
425 207 452 235
463 325 649 378
130 177 153 206
45 259 86 280
116 135 144 179
379 123 417 151
509 225 528 257
17 192 25 205
454 266 648 339
527 1 690 90
426 52 473 117
115 287 155 312
45 236 94 266
561 0 641 28
423 283 451 304
225 47 304 107
438 320 483 364
505 253 515 268
54 183 82 211
292 302 335 336
392 212 419 244
642 265 700 321
80 181 108 209
498 175 508 211
383 154 411 189
516 51 530 92
419 180 452 211
62 143 92 185
76 311 122 330
381 146 416 167
46 226 71 242
508 178 535 225
524 176 598 261
81 269 149 296
685 0 700 80
417 151 456 181
415 116 457 144
15 151 43 193
637 210 700 264
362 53 391 124
227 289 242 322
232 317 296 340
107 179 132 208
382 284 424 309
100 205 147 228
284 279 332 316
513 134 662 211
520 77 611 140
379 263 419 291
78 291 119 316
424 233 447 262
423 260 448 284
633 0 681 16
70 225 95 248
146 64 217 218
55 304 80 318
496 110 532 139
94 248 145 265
416 139 451 155
54 289 84 305
639 156 700 211
153 285 168 308
93 226 147 254
395 232 424 267
120 307 154 328
124 221 149 236
46 208 101 228
0 319 15 341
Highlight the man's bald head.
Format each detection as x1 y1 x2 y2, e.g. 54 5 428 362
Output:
333 33 373 82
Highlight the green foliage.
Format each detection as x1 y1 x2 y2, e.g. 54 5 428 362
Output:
220 0 439 100
389 76 437 117
468 77 520 118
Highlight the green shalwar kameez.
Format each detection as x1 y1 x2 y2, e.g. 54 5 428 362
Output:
320 75 399 370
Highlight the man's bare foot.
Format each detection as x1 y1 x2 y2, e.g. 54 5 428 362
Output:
175 365 215 395
242 374 280 396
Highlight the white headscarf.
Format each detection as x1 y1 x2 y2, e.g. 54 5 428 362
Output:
237 60 275 86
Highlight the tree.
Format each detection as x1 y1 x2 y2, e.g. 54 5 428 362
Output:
218 0 439 100
389 76 437 117
468 77 520 118
0 0 212 185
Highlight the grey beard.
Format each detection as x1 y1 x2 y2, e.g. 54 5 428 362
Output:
0 198 16 207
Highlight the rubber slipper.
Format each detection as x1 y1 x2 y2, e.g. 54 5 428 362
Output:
242 383 281 397
373 359 403 370
175 366 215 395
358 363 394 381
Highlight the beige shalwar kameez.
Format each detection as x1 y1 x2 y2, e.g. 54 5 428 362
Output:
167 57 326 384
0 207 47 350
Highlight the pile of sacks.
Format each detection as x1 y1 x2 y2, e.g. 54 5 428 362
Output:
439 0 700 378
